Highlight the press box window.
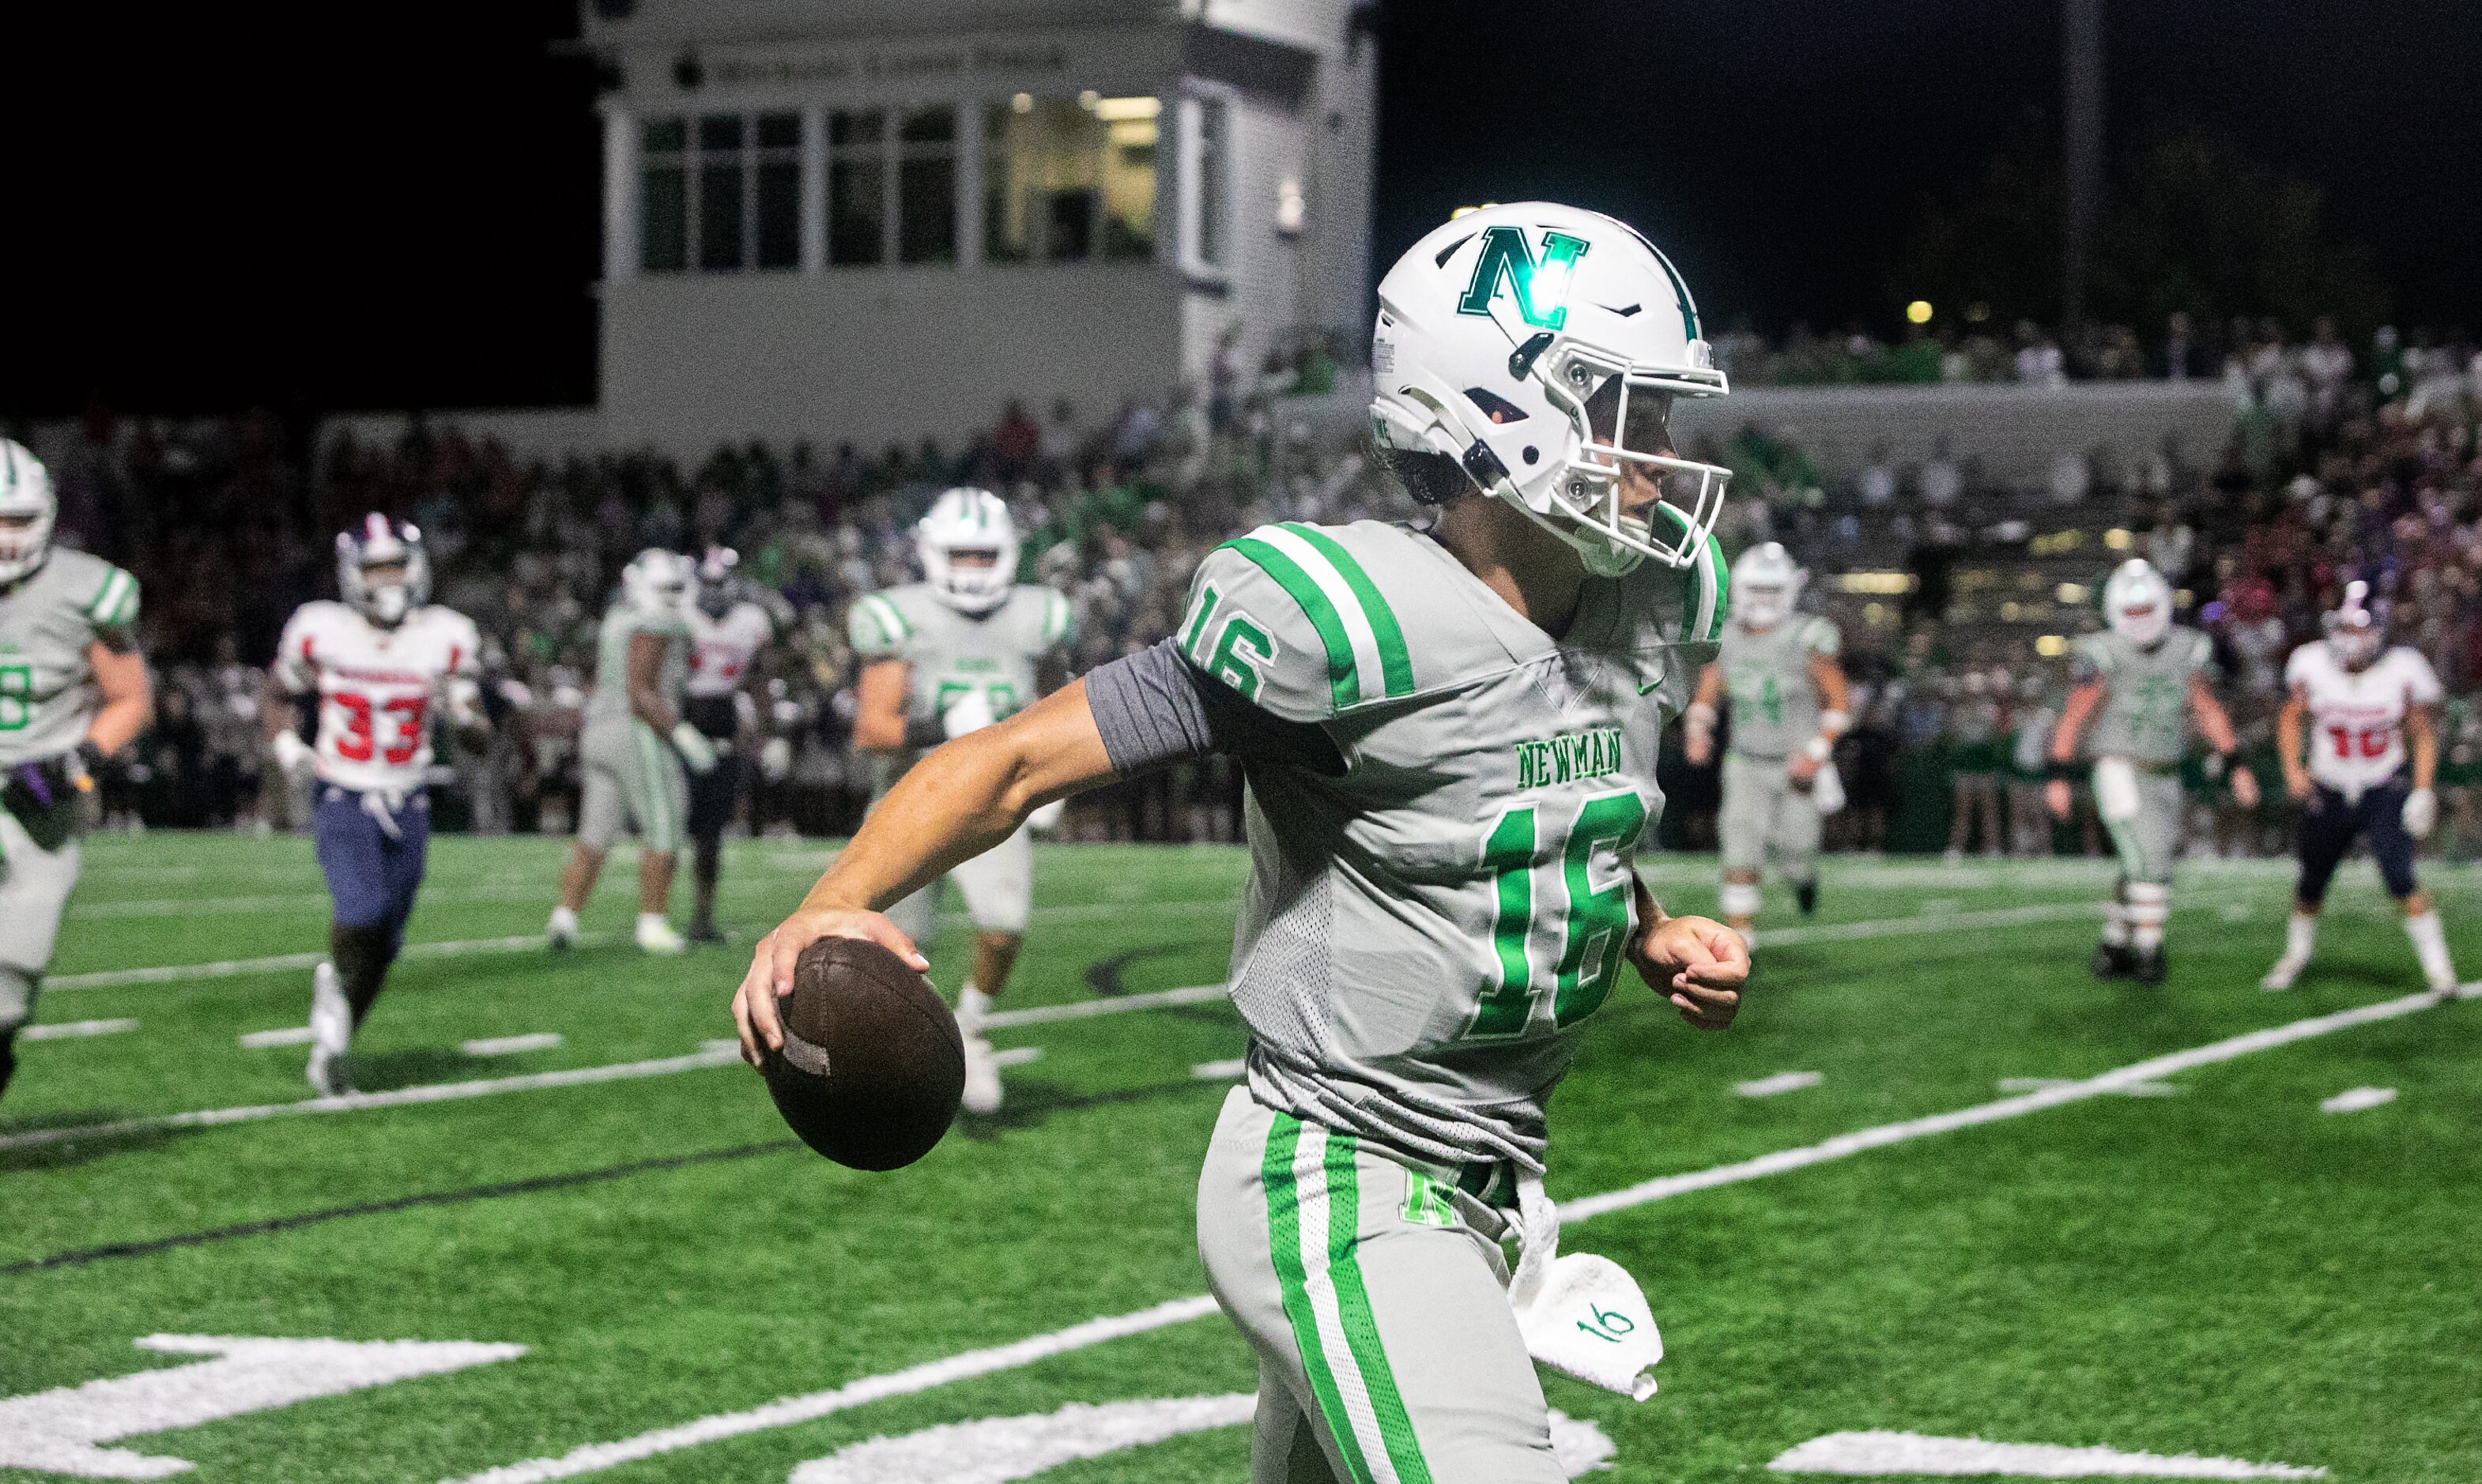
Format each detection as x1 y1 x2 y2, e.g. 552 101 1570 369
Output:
639 117 687 273
828 110 885 266
983 95 1156 264
898 107 957 264
639 111 800 273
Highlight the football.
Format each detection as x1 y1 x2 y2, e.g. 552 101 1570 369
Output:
762 936 967 1170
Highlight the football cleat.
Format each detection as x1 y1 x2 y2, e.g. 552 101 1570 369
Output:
2259 955 2307 992
2089 943 2135 981
685 918 728 945
1792 879 1818 917
2424 962 2459 996
305 1045 354 1098
2132 947 2167 987
636 917 687 955
545 906 579 951
960 1034 1004 1116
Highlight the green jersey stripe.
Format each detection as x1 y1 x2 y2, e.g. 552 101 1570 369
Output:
1318 1132 1434 1482
1223 536 1362 710
1264 1115 1380 1484
85 568 131 624
100 581 139 629
865 593 913 642
1280 524 1415 699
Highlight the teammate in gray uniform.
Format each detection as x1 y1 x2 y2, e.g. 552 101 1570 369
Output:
849 487 1073 1114
1684 542 1848 943
0 440 154 1105
548 548 716 956
737 203 1750 1484
2047 559 2257 985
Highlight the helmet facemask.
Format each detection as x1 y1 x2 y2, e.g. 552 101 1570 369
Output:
336 517 431 629
1525 345 1729 578
2325 582 2382 670
916 488 1020 615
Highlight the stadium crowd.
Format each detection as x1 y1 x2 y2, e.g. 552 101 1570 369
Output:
21 316 2482 858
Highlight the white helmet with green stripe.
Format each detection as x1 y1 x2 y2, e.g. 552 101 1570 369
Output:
1730 542 1801 632
0 438 58 587
916 486 1019 615
1370 201 1733 581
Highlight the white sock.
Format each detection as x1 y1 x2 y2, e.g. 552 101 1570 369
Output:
2124 884 2168 953
959 983 992 1030
2285 913 2317 962
636 912 668 935
2405 910 2454 984
2100 902 2130 948
549 906 579 932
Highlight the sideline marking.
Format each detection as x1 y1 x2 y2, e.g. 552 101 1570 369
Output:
1736 1071 1822 1098
1190 1058 1247 1081
2318 1086 2395 1114
0 1049 741 1155
461 1034 564 1057
980 983 1228 1029
0 1334 526 1479
1997 1075 2180 1098
20 1019 138 1042
1768 1429 2324 1478
239 1027 317 1049
443 987 2454 1484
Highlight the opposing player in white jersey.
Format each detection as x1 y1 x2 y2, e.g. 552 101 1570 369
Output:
848 487 1074 1113
739 203 1750 1483
549 548 715 955
0 440 153 1108
2261 582 2460 994
266 515 487 1094
682 546 778 943
1684 542 1848 944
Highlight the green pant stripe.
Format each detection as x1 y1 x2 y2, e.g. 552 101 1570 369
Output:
1281 524 1414 699
1318 1132 1434 1483
1221 537 1361 710
1264 1114 1379 1484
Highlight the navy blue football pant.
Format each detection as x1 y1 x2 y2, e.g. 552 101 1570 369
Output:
314 785 431 948
2295 777 2417 907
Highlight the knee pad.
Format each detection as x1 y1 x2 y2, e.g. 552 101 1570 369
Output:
1720 880 1763 919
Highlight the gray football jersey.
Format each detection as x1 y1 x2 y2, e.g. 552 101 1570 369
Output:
0 549 139 766
1178 518 1724 1172
2073 627 2210 764
847 582 1073 787
1716 613 1838 759
583 598 690 733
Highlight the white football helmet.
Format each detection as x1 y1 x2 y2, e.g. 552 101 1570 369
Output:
2323 578 2383 670
336 513 431 627
620 548 690 617
0 439 58 586
1371 201 1731 578
695 545 741 619
2102 558 2172 649
1732 542 1801 631
917 487 1018 614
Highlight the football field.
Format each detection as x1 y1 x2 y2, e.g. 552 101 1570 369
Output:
5 834 2479 1482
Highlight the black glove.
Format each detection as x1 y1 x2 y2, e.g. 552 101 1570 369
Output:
2 751 88 851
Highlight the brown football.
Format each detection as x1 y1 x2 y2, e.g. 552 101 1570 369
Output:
761 936 965 1170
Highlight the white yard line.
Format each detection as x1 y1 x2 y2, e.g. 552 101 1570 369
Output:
17 1019 138 1042
437 985 2461 1484
461 1034 565 1057
0 1049 741 1154
2318 1086 2396 1114
1736 1071 1824 1098
239 1026 318 1049
979 984 1230 1029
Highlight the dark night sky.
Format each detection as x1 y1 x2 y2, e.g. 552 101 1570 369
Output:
3 0 2475 416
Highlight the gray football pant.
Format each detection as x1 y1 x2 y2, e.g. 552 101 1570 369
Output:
1197 1087 1566 1484
1720 751 1821 879
2102 769 2185 886
0 810 81 1033
577 719 688 855
883 820 1033 945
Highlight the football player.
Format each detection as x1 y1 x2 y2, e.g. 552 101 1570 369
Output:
1683 541 1847 944
847 487 1073 1114
547 548 713 955
681 546 779 943
737 203 1749 1483
2046 559 2258 985
0 440 153 1107
266 516 487 1094
2260 582 2460 994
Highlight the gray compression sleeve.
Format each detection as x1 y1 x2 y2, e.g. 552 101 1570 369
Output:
1084 638 1344 776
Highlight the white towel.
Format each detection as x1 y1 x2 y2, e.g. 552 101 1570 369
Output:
1810 760 1846 816
1507 1174 1663 1401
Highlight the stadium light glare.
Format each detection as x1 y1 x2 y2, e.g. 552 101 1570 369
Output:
2056 582 2090 605
1906 299 1933 325
2103 528 2133 550
1012 92 1034 113
2035 635 2069 657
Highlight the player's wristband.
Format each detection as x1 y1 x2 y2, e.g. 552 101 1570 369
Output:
1684 701 1718 735
1801 734 1834 763
1816 709 1850 738
901 714 947 750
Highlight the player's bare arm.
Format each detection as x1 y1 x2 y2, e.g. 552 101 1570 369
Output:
83 637 152 756
849 658 911 752
2405 696 2439 792
624 630 679 733
1790 650 1850 785
2276 684 2312 801
1628 876 1748 1030
2045 677 2105 818
733 679 1114 1064
2186 672 2259 809
1683 660 1723 766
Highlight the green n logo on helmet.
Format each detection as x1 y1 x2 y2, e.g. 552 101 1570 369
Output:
1457 227 1590 331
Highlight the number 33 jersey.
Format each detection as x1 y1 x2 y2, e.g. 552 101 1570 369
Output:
2286 639 2442 795
1179 519 1724 1171
273 601 482 793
